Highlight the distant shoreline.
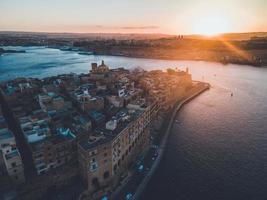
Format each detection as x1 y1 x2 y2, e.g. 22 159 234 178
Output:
92 52 266 67
1 31 266 67
1 45 266 68
53 46 266 68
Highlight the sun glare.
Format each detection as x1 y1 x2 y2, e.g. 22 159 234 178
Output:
193 16 231 36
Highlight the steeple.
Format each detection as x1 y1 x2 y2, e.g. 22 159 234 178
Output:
98 60 109 72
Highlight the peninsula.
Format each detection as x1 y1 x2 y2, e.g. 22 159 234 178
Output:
0 61 208 200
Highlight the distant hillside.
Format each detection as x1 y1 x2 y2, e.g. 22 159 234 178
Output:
0 31 173 40
185 32 267 41
1 31 266 41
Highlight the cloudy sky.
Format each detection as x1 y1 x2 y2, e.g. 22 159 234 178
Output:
0 0 266 34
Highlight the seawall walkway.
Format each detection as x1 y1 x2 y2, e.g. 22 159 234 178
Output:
132 82 210 200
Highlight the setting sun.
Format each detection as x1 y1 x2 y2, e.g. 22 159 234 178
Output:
193 16 231 36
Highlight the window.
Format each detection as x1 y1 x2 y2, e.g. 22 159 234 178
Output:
90 150 97 156
113 164 117 171
90 163 98 171
90 159 98 172
35 153 43 158
92 177 99 188
103 171 110 179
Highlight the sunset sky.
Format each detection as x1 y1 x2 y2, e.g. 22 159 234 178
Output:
0 0 266 35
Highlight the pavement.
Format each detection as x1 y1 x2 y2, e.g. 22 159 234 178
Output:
112 145 158 200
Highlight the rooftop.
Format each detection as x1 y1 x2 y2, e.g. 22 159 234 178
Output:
0 116 8 129
5 149 19 160
88 110 105 121
79 134 112 150
0 129 14 140
30 133 74 152
79 107 144 151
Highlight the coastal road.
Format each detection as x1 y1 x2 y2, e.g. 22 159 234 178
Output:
112 147 158 200
112 83 210 200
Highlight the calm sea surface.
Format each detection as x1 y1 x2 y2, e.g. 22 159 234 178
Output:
1 47 267 200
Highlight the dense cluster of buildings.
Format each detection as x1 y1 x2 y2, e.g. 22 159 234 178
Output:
0 61 192 200
0 105 25 199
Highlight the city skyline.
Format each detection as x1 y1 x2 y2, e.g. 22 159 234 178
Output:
1 0 267 35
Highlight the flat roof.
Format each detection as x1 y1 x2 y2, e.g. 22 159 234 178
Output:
0 129 14 140
79 108 144 151
79 134 112 150
30 133 74 152
5 150 19 160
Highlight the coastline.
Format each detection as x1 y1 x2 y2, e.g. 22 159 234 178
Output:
5 45 265 68
51 45 265 67
132 82 210 200
92 52 265 68
60 47 265 67
0 45 265 68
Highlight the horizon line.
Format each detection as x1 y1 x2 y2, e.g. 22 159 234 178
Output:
1 30 267 36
